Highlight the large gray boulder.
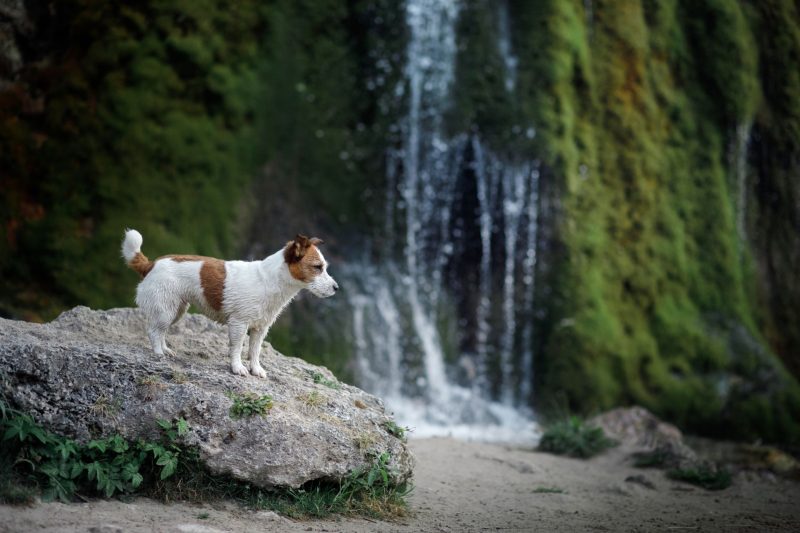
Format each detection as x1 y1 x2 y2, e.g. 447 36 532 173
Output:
0 307 413 488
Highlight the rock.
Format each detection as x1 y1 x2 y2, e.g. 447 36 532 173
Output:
0 306 413 489
624 474 655 490
589 406 697 468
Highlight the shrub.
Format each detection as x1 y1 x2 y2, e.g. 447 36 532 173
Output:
1 399 188 502
537 417 616 458
667 465 732 490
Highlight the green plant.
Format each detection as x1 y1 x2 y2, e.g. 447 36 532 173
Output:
667 465 732 490
0 399 189 502
383 420 409 441
0 400 412 518
537 417 617 458
310 371 341 390
633 449 670 468
197 512 210 519
246 450 411 519
227 392 273 419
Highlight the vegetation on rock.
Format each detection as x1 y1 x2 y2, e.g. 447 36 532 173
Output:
509 0 800 443
0 399 411 518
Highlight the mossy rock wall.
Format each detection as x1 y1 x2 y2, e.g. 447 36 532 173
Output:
507 0 800 442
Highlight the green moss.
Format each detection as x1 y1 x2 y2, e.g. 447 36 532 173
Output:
0 0 269 318
511 0 800 443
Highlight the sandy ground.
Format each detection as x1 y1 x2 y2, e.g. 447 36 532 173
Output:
1 437 799 533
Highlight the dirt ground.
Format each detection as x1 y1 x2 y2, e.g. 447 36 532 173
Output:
1 437 799 533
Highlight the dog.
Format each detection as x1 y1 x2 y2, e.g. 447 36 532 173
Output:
121 229 338 378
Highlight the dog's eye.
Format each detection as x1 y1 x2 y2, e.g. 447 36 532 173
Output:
314 265 323 271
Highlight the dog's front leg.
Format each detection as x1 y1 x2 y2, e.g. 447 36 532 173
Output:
247 325 269 379
228 321 249 376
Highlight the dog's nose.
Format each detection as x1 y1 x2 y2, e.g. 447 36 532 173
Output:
333 283 339 292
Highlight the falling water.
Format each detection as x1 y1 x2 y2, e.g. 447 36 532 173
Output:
347 0 540 443
496 0 517 92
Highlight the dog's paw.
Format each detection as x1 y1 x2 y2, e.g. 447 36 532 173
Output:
231 362 250 376
163 347 176 357
250 364 267 379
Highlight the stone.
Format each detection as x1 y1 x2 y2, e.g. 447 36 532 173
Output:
0 306 413 489
589 406 697 469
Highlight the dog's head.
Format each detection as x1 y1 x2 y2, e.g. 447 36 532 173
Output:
283 234 338 298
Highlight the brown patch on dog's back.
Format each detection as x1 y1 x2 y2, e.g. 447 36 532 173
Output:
199 259 226 311
161 254 214 263
284 234 325 283
154 255 226 311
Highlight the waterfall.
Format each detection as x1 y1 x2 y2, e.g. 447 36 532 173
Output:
346 0 540 443
496 0 517 92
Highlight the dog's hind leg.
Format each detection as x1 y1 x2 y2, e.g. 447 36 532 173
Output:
246 324 269 379
228 321 249 376
140 297 181 357
162 302 189 356
147 319 170 356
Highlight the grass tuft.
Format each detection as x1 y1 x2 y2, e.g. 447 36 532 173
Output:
310 371 341 390
298 391 325 409
537 417 617 458
667 465 732 490
383 420 409 441
226 392 273 419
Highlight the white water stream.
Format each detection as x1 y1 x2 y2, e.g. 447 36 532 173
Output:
347 0 541 443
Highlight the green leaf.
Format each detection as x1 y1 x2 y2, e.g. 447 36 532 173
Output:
131 472 143 489
156 451 174 466
88 440 108 453
176 418 189 436
156 419 172 431
86 461 101 481
4 425 20 441
109 435 128 453
30 426 49 444
69 461 84 479
159 458 177 480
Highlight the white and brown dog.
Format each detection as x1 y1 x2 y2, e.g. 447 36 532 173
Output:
121 229 338 378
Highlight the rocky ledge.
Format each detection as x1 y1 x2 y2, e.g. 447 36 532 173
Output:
0 307 413 488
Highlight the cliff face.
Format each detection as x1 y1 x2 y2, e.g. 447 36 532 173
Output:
507 0 800 441
1 0 798 442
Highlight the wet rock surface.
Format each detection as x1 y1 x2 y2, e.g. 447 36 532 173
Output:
0 306 413 489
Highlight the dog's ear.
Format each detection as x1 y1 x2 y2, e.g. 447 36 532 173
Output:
283 234 318 264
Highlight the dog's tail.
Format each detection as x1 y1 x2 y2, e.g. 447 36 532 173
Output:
122 229 153 278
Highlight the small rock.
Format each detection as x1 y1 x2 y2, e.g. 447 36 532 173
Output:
625 474 655 489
